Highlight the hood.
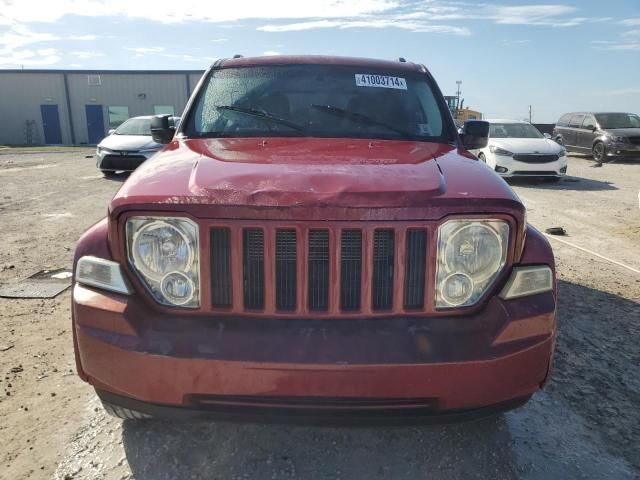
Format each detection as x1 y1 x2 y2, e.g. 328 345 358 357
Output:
111 137 523 221
602 128 640 136
99 134 161 151
490 137 562 154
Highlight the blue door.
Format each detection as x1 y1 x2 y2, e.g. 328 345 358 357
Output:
40 105 62 144
85 105 105 144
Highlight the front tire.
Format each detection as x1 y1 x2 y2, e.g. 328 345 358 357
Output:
101 169 117 178
478 152 487 163
592 142 606 163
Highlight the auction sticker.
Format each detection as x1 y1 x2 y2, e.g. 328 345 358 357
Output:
355 74 407 90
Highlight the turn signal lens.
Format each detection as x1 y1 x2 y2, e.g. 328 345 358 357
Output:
76 256 131 295
500 266 553 300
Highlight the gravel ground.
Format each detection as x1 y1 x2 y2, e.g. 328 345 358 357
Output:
0 149 638 480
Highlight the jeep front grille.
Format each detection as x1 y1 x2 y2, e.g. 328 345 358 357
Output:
209 223 430 316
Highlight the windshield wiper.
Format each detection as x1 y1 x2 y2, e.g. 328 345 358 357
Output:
215 105 306 132
310 104 415 139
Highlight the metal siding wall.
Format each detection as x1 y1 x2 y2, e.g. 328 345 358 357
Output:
66 73 190 144
0 73 71 145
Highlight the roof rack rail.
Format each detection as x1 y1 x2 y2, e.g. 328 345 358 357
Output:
398 57 407 63
233 54 244 59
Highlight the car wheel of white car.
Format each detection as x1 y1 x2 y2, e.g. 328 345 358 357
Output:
478 153 487 163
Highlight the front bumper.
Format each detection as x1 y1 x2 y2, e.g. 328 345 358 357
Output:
96 149 158 172
605 143 640 159
492 154 567 177
73 282 556 418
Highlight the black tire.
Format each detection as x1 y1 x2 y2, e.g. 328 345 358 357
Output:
101 400 152 420
478 152 487 163
101 169 117 178
592 142 606 163
554 137 564 146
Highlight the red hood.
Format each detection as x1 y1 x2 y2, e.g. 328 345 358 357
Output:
111 137 523 221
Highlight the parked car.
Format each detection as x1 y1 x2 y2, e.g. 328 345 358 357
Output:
553 112 640 163
95 115 180 176
473 119 567 180
72 55 556 423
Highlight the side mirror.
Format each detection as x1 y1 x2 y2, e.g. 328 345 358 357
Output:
150 114 175 144
460 120 490 150
108 129 115 135
543 133 552 139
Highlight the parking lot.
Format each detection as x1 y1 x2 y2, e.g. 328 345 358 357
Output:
0 148 638 480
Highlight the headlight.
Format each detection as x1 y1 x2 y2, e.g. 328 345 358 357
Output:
609 135 626 143
489 145 514 156
126 216 200 308
436 219 509 308
557 148 566 157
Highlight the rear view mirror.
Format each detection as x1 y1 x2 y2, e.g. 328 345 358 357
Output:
460 120 490 150
150 114 175 144
108 129 115 135
543 133 552 139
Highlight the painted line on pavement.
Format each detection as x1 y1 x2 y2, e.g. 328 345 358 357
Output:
544 234 640 275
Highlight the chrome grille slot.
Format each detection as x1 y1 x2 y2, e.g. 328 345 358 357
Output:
275 229 297 311
372 229 394 310
340 229 362 311
404 229 427 309
210 228 232 308
308 229 329 311
243 228 264 309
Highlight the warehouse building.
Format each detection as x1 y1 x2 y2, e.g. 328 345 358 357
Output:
0 69 205 146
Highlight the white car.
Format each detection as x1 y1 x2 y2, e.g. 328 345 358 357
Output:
472 119 567 180
96 115 179 176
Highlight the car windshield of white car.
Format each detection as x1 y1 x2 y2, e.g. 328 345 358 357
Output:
184 65 453 143
114 118 152 136
490 123 543 139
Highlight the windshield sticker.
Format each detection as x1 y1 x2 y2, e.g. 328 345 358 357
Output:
355 74 407 90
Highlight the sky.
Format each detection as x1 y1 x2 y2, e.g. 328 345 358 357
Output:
0 0 639 122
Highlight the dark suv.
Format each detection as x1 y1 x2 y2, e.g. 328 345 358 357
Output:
553 112 640 163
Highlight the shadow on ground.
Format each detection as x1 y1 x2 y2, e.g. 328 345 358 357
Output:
506 176 617 191
119 280 639 480
102 171 129 183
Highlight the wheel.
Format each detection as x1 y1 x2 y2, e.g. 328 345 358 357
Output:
555 137 564 146
101 169 117 178
101 399 152 420
478 152 487 163
592 142 606 163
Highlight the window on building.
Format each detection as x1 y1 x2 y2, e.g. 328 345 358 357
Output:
154 105 175 116
87 74 101 86
108 106 129 128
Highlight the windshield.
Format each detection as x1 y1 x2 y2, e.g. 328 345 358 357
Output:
489 123 543 139
184 65 450 143
595 113 640 129
114 118 151 136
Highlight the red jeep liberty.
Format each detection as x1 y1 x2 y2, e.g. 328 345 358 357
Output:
72 56 556 423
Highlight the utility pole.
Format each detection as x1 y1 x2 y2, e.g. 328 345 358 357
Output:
456 80 462 109
529 105 532 123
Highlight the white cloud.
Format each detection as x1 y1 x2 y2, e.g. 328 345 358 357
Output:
71 50 105 58
211 38 229 42
259 19 470 35
0 0 397 24
0 48 61 66
620 18 640 26
124 47 165 53
591 40 640 51
67 34 97 40
263 50 281 55
622 29 640 38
